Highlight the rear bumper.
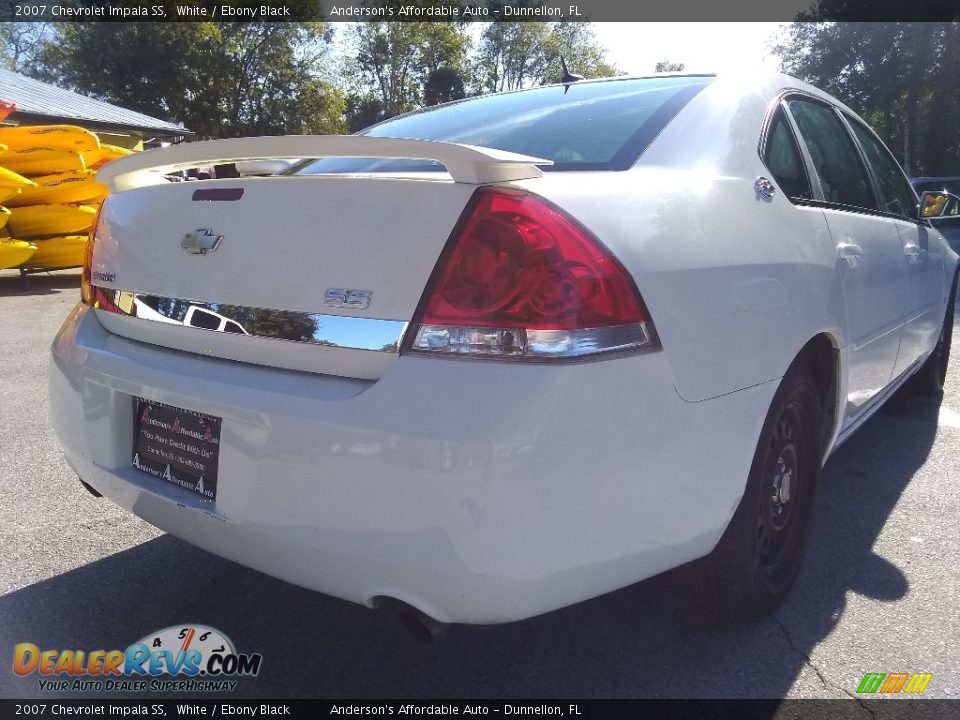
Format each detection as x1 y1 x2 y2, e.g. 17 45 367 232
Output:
50 304 776 623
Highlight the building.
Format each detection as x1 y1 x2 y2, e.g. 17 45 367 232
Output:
0 68 192 148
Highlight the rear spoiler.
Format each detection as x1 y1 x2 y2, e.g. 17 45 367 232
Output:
97 135 553 192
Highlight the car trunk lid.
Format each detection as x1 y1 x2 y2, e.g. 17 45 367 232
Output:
88 136 551 380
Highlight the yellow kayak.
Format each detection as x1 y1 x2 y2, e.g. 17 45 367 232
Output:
0 239 38 269
0 187 22 205
84 143 134 170
0 147 86 176
18 235 86 270
0 165 35 189
5 170 108 207
7 204 97 237
0 125 101 154
0 206 9 230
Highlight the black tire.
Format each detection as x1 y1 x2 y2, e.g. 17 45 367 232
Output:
912 273 957 396
687 361 823 617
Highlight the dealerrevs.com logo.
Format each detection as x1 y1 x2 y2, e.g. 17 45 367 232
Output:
13 625 262 693
856 672 933 695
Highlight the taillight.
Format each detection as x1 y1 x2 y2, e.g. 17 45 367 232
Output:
407 187 658 359
80 202 104 306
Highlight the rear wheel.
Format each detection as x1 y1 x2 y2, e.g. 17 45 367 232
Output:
912 274 957 396
688 361 822 617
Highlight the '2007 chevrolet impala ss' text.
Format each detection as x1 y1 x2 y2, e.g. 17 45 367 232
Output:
50 73 959 626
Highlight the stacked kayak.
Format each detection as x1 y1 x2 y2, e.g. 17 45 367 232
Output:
85 143 133 170
0 158 36 268
0 239 37 269
0 124 134 270
0 124 101 153
6 204 98 236
4 170 108 207
24 235 88 269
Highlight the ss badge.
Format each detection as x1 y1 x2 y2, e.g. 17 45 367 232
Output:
323 288 372 310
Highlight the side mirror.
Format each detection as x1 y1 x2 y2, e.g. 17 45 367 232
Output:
234 159 297 177
918 190 960 220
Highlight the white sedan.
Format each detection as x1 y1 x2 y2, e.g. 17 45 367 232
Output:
50 72 958 629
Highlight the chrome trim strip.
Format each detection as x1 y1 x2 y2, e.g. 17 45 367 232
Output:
91 286 407 353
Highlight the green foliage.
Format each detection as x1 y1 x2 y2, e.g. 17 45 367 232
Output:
542 22 619 83
350 15 469 119
29 22 345 139
424 67 466 107
3 14 620 139
473 9 619 93
774 22 960 176
473 15 552 92
797 0 959 22
0 22 51 73
213 305 318 342
655 60 685 73
345 95 387 133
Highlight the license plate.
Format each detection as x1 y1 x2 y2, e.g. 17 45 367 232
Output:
132 399 221 501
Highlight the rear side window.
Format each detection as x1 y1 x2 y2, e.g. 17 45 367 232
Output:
763 109 812 201
294 76 713 174
846 118 918 220
188 309 220 331
787 99 877 211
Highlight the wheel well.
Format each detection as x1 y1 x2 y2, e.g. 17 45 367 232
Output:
795 334 840 459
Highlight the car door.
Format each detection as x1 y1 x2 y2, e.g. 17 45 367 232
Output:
929 198 960 255
843 114 945 378
784 96 907 423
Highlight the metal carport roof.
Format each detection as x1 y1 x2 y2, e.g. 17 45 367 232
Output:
0 68 192 137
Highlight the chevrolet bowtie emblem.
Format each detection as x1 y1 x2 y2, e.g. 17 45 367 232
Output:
180 229 223 255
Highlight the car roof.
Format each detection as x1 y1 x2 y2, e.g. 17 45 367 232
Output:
911 176 960 184
364 70 848 137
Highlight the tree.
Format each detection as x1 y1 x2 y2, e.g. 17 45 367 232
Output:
424 67 466 107
473 10 619 93
774 22 960 176
473 15 552 93
350 16 468 119
29 23 345 139
345 95 386 133
0 22 51 73
213 305 318 342
542 22 619 83
797 0 959 22
655 60 685 73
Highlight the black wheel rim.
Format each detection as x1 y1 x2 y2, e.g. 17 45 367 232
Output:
757 405 806 579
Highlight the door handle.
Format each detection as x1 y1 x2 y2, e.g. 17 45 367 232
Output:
836 242 863 268
904 242 921 258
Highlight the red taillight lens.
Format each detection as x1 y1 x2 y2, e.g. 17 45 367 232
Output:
80 202 104 306
409 187 658 359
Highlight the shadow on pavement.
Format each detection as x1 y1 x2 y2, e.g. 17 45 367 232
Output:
0 386 941 700
0 271 81 297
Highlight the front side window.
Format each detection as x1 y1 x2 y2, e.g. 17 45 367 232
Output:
763 108 812 201
846 117 918 220
787 99 877 211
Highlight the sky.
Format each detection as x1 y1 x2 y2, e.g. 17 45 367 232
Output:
329 22 788 81
590 23 788 76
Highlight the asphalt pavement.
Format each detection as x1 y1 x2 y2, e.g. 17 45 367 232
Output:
1 269 958 700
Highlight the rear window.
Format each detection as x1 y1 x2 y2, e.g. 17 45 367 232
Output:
294 76 713 175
